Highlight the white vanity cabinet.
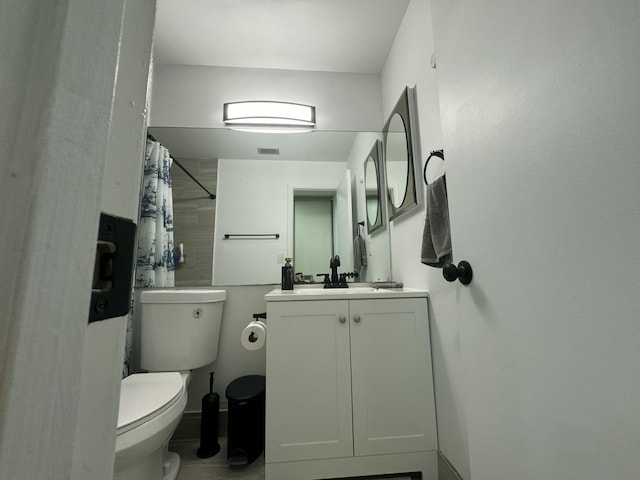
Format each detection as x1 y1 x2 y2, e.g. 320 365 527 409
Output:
265 289 437 480
265 299 354 462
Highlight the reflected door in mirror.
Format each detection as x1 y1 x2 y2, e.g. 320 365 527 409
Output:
294 196 333 280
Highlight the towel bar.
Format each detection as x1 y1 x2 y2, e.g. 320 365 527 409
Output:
224 233 280 239
423 149 445 185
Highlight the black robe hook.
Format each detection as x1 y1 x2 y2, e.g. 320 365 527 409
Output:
443 261 473 285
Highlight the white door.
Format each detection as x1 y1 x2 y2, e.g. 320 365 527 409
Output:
431 1 640 478
294 196 334 276
334 169 354 271
265 300 353 463
350 298 437 456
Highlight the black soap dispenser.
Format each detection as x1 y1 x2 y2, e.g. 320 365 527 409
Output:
281 257 294 290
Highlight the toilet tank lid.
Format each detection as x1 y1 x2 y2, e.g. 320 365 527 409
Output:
140 288 226 304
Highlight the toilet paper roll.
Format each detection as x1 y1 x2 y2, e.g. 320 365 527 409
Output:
241 321 266 351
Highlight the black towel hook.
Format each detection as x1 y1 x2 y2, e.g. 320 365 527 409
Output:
423 149 445 185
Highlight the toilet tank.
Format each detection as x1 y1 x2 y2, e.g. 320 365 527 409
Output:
139 288 226 372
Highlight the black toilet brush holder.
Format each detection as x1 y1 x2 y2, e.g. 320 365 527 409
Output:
196 371 220 458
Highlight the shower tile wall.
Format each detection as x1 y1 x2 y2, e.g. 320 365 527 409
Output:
172 158 218 286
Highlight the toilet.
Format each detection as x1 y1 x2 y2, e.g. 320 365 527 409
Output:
113 288 226 480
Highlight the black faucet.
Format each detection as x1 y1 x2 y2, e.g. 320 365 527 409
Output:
330 255 340 285
324 255 348 289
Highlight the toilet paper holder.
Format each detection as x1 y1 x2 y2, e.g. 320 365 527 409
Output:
249 313 267 343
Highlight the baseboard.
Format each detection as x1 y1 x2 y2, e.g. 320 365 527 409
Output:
172 409 228 441
437 451 465 480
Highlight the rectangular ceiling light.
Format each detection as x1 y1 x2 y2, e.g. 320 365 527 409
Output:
223 101 316 128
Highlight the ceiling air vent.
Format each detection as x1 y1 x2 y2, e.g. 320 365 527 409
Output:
257 147 280 155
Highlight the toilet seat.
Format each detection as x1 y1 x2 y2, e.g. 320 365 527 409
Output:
117 372 183 435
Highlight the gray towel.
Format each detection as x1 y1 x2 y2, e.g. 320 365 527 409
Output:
421 175 452 267
353 234 367 272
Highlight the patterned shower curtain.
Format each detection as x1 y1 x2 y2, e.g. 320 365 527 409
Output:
135 139 176 287
123 138 176 376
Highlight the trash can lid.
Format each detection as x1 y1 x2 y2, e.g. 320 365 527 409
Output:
226 375 265 401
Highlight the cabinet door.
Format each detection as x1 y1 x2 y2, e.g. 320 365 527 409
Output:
265 300 353 463
350 298 437 456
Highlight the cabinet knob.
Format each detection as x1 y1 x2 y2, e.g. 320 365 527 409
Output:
339 315 346 324
353 314 361 323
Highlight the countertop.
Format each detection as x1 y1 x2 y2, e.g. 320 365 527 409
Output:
265 285 429 302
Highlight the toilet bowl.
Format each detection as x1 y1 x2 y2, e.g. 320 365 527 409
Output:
113 288 226 480
114 372 188 480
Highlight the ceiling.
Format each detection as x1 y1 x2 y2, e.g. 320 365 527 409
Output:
151 0 409 161
153 0 411 74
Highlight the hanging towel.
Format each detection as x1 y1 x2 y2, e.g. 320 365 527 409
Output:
353 234 368 272
421 175 452 267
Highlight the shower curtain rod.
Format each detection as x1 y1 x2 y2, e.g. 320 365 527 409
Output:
147 133 216 200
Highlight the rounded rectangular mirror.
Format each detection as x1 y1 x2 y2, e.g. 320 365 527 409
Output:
364 140 384 234
383 86 421 220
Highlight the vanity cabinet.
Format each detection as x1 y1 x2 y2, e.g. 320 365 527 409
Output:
265 292 437 480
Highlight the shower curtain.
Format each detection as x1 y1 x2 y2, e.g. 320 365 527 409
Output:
135 138 176 287
123 138 176 376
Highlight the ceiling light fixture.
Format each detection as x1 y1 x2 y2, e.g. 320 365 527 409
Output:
223 101 316 132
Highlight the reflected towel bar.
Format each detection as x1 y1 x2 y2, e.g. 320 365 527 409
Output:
224 234 280 239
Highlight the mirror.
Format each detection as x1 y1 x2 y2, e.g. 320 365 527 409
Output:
147 127 393 285
383 86 421 220
385 114 408 208
364 140 384 234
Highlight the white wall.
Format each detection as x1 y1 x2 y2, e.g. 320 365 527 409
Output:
430 1 640 479
213 159 346 285
380 0 470 477
150 64 383 131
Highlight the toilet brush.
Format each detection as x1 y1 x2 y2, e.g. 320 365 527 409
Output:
196 371 220 458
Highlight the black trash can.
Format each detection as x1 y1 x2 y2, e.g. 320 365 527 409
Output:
225 375 265 467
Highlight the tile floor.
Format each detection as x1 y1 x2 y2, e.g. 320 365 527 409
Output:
170 437 264 480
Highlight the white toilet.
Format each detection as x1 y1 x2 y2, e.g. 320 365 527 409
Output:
113 288 226 480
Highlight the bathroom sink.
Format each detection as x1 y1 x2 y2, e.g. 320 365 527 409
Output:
292 286 382 294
